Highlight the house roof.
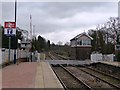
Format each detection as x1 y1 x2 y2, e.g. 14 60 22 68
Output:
70 32 93 41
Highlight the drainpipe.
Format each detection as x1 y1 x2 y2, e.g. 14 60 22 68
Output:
75 38 77 60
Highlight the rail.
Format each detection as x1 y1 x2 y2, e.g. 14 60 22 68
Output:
77 66 120 89
85 66 120 81
51 64 67 90
59 64 92 90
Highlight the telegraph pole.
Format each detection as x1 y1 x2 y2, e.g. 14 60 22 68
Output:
15 0 17 22
33 25 35 39
30 15 32 62
30 15 32 40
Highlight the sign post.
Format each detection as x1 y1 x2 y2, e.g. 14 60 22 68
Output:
4 22 16 62
8 37 11 62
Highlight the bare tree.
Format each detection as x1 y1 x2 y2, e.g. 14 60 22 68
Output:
65 42 70 46
57 41 63 45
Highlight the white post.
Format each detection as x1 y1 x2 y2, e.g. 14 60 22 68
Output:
44 54 45 60
37 53 40 62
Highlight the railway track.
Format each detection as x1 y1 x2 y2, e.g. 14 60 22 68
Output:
76 66 120 89
45 52 53 60
47 52 60 60
88 65 120 80
49 52 120 89
65 66 119 89
52 64 92 90
85 66 120 81
48 51 68 60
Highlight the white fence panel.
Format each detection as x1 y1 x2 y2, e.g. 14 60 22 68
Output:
20 50 27 58
103 54 114 61
1 49 29 64
5 49 9 62
91 54 103 62
2 50 4 64
10 50 14 62
91 53 114 62
17 50 22 59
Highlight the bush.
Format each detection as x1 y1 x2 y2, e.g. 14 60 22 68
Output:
116 52 120 62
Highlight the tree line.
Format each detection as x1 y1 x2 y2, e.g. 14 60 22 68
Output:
88 17 120 60
0 25 51 52
31 35 50 52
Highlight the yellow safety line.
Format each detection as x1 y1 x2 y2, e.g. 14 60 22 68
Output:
35 62 44 88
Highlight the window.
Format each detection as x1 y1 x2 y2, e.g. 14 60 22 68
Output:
80 40 82 45
87 40 91 45
83 40 86 45
82 39 91 45
76 40 82 45
75 39 91 46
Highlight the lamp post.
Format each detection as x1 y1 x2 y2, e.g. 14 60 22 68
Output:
9 36 11 62
14 0 17 64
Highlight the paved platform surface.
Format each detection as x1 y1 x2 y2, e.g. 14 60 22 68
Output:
100 61 120 67
2 62 37 88
0 69 2 89
2 62 63 89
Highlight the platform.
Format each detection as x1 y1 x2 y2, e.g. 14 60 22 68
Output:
35 62 63 88
2 62 63 89
100 61 120 67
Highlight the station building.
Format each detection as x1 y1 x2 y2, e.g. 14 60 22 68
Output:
17 27 31 50
70 32 93 60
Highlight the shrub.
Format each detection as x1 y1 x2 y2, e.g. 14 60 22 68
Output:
116 52 120 62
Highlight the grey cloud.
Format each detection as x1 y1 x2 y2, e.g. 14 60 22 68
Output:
18 2 117 18
2 2 117 43
36 2 116 18
2 2 15 23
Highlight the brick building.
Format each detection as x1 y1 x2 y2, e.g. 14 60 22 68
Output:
70 32 93 60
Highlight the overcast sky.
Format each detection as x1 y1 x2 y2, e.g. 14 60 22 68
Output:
2 1 118 44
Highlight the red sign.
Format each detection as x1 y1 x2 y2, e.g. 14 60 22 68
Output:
4 22 16 28
4 22 16 35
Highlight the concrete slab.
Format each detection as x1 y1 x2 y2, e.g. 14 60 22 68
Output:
42 62 63 88
35 62 63 89
100 61 120 67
